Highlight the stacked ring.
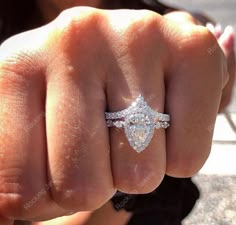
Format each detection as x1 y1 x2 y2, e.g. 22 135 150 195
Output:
105 95 170 153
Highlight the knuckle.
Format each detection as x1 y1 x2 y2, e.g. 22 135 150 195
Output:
135 9 162 26
112 10 165 61
0 39 40 82
171 25 225 85
0 42 44 94
164 11 198 25
178 25 218 56
194 26 219 53
0 56 34 96
115 164 164 194
53 7 104 63
179 11 196 21
126 10 162 40
51 183 114 211
55 7 101 41
0 52 34 79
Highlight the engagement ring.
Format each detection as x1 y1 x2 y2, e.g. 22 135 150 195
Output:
105 95 170 153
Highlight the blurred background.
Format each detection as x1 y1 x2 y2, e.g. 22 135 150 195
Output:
165 0 236 224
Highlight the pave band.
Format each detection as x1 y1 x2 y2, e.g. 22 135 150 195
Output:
106 120 170 129
105 95 170 153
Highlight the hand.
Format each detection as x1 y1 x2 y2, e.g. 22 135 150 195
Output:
0 7 228 223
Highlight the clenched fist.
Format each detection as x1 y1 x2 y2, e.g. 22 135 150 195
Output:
0 7 230 223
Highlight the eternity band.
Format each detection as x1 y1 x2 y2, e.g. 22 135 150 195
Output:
105 95 170 153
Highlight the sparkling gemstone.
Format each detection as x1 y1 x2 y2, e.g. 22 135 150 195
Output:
131 125 148 142
124 111 154 153
106 120 113 127
114 121 123 128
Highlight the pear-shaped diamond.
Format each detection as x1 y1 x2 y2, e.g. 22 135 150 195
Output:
124 110 155 153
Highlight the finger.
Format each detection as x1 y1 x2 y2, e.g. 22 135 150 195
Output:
218 26 235 111
206 22 221 38
165 27 228 177
106 11 166 194
46 36 115 211
215 24 223 38
107 85 166 194
206 23 223 39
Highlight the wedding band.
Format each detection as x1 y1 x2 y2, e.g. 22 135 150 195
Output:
105 95 170 153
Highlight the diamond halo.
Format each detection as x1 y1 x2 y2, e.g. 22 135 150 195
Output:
105 95 170 153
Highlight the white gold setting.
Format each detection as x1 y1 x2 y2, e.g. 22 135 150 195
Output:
105 95 170 153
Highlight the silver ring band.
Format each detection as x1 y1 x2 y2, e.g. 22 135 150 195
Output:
106 120 170 129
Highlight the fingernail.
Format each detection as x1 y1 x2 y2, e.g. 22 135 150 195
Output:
220 25 235 50
225 26 234 48
225 25 234 35
214 23 223 37
206 22 215 33
215 23 222 31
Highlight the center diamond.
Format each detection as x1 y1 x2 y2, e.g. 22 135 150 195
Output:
124 111 155 153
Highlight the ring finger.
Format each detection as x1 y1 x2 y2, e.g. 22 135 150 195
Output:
106 30 167 194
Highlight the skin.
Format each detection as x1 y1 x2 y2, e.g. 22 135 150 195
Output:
0 1 235 225
33 10 236 225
